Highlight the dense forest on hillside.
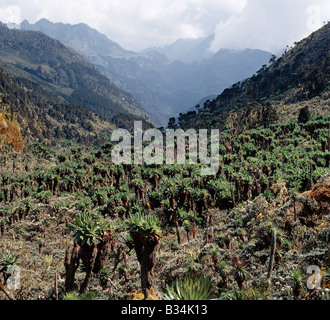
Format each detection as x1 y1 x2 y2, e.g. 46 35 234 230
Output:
0 66 115 146
0 112 329 300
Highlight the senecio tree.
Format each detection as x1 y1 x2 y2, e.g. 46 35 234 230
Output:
127 213 162 299
65 211 117 293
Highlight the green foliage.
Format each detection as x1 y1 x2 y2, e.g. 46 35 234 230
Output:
0 253 19 271
169 240 180 251
220 288 245 300
263 190 274 202
162 273 214 300
126 213 161 237
35 190 52 203
220 286 269 300
287 270 306 298
100 266 112 283
61 292 81 300
75 197 92 212
69 211 110 246
80 290 102 300
53 199 71 212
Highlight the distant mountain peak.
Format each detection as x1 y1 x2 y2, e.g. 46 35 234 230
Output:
21 18 134 58
143 33 216 63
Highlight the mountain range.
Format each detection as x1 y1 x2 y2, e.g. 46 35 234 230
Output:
21 19 273 126
0 19 328 151
0 22 152 125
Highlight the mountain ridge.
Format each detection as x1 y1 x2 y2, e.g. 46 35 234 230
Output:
142 33 216 63
178 22 330 131
0 65 117 149
21 18 272 126
0 22 153 124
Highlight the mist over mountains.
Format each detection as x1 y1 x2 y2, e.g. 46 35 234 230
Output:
142 34 216 63
21 19 273 126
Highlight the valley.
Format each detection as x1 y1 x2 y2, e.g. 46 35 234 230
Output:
0 19 329 301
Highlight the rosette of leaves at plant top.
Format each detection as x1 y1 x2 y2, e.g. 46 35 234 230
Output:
162 272 215 300
69 211 112 246
126 213 162 238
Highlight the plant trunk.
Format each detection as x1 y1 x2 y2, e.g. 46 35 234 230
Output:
237 280 244 291
79 243 98 293
64 241 80 292
93 232 117 277
192 211 197 239
130 231 160 300
39 243 43 255
222 276 229 289
266 228 277 285
231 187 236 208
206 214 214 244
174 214 181 245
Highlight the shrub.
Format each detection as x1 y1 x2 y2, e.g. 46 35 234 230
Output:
162 272 214 300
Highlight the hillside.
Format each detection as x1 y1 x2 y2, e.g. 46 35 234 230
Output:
21 19 272 126
0 20 329 303
0 113 23 152
0 112 329 300
0 65 116 148
21 19 135 59
178 22 330 131
0 23 152 124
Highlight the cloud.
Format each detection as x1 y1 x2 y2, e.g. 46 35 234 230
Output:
0 0 247 50
209 0 330 53
98 0 248 50
0 0 329 51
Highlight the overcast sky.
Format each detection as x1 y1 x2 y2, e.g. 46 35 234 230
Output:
0 0 329 53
